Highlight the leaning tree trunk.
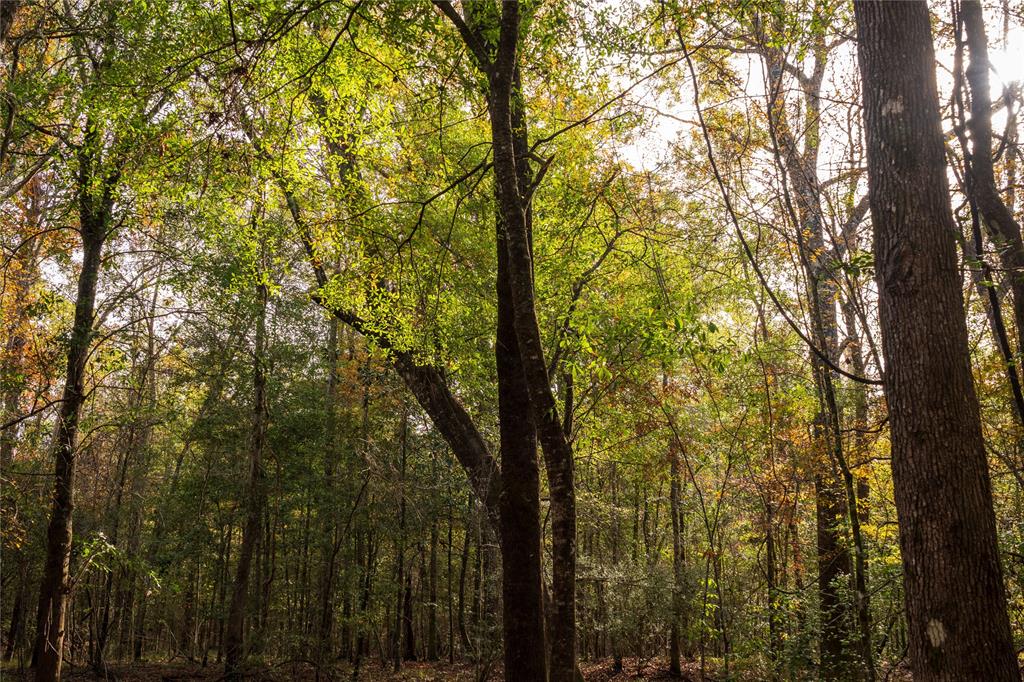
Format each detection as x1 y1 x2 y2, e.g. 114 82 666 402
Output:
33 130 116 682
224 281 269 680
854 2 1017 678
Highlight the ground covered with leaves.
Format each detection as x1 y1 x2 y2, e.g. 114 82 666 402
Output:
0 658 742 681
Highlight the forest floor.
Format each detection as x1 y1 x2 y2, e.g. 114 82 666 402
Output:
0 658 740 681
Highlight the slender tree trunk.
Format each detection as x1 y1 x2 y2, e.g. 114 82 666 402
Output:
962 0 1024 360
216 522 232 664
610 465 623 673
402 569 415 661
350 529 374 682
457 500 472 655
224 281 269 680
317 316 341 672
757 27 871 677
446 501 454 664
765 502 782 669
132 591 146 661
5 556 28 661
33 130 115 682
427 521 439 660
0 178 41 470
814 471 853 678
854 3 1017 678
669 440 685 677
393 409 408 673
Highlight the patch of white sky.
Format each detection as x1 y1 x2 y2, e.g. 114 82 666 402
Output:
616 2 1024 177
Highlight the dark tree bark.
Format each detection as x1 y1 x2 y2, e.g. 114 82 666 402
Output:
350 529 374 681
393 409 408 673
493 55 548 682
32 126 118 682
432 3 551 676
4 557 28 661
446 504 455 664
224 281 269 680
316 315 342 672
457 498 472 656
765 502 782 668
0 0 18 43
427 521 439 661
854 2 1017 678
482 5 577 678
668 440 685 677
402 570 415 662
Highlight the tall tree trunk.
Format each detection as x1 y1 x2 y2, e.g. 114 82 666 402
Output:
446 501 455 664
33 128 116 682
402 569 415 661
435 3 550 676
610 464 623 673
854 3 1017 678
756 23 871 676
669 439 685 677
427 521 439 660
392 409 408 673
0 177 42 469
317 316 341 671
224 281 269 680
350 528 374 682
3 180 42 666
483 6 576 678
457 499 472 655
5 556 28 661
492 66 548 682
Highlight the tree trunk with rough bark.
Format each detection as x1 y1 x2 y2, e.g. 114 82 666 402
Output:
317 316 341 670
492 59 548 682
427 521 439 661
669 440 685 677
854 2 1018 678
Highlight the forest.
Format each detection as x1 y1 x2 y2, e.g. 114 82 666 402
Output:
3 0 1024 680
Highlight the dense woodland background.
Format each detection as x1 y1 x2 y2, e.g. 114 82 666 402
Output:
3 0 1024 680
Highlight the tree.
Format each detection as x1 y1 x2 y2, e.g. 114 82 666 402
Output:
433 3 578 677
32 117 118 682
854 2 1017 678
223 277 269 680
